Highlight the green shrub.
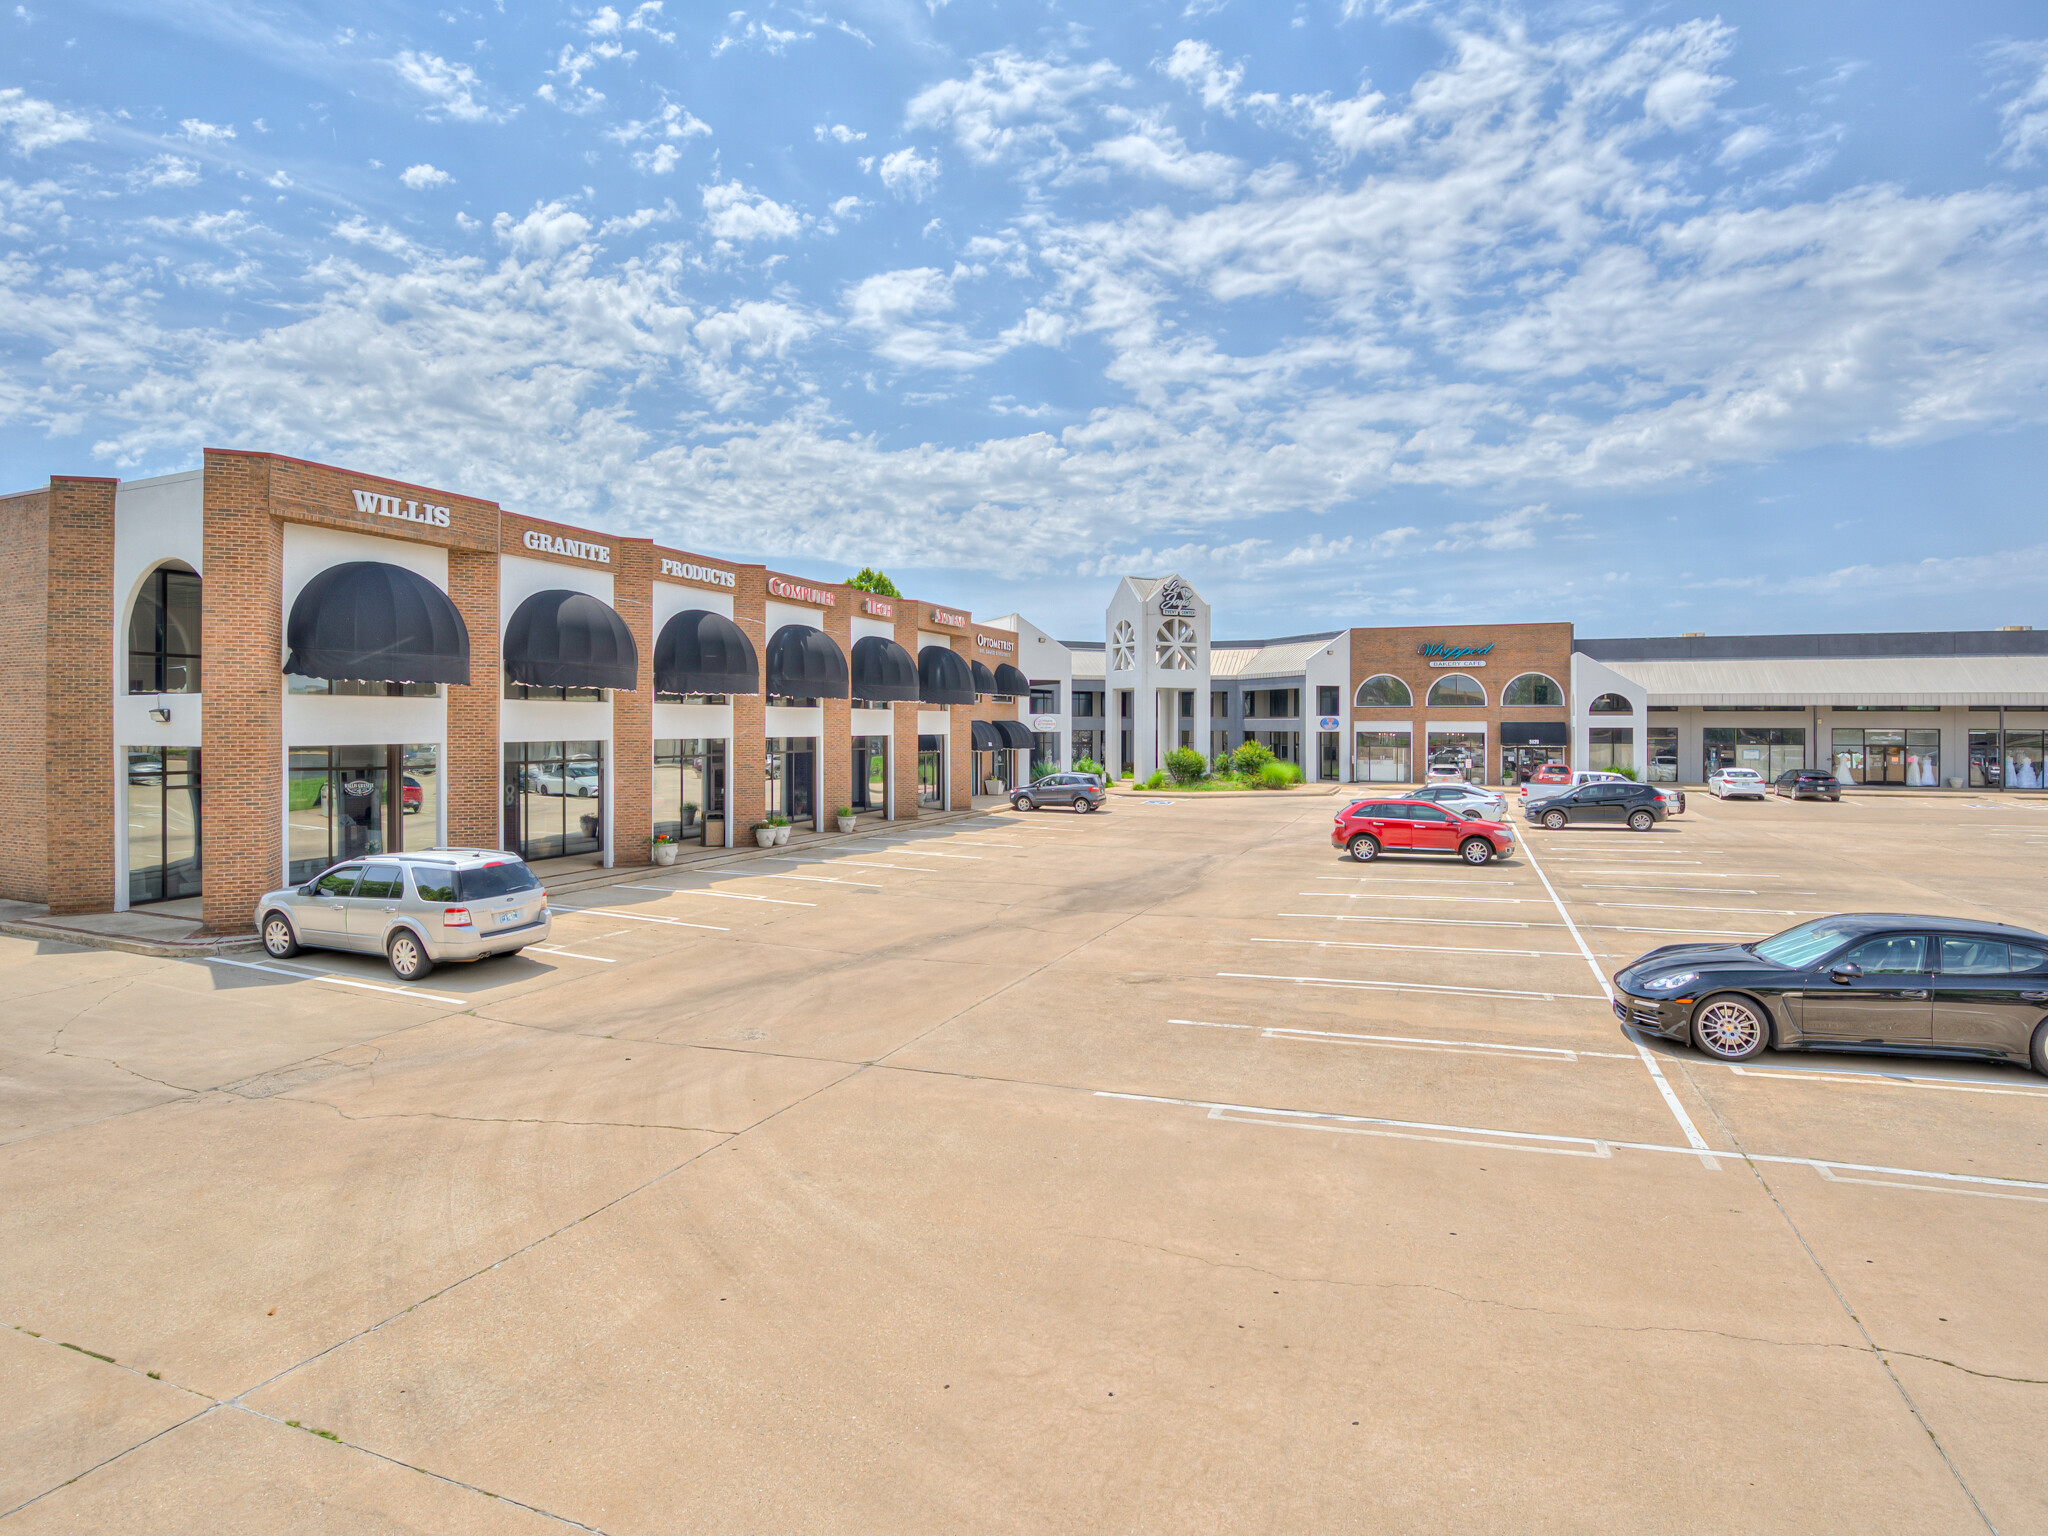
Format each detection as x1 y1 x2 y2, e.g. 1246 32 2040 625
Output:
1232 741 1273 777
1211 751 1234 775
1031 764 1059 783
1143 770 1167 789
1164 746 1208 784
1256 760 1301 789
1072 756 1103 777
1608 765 1639 781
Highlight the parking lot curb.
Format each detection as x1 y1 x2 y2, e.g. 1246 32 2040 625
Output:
0 919 262 958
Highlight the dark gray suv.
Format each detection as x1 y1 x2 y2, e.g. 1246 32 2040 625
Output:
1530 781 1669 832
1013 774 1106 813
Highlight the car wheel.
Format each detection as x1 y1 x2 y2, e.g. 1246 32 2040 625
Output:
386 929 435 981
1542 809 1567 830
261 912 300 959
2030 1019 2048 1078
1628 809 1655 832
1076 798 1096 813
1691 994 1770 1062
1347 834 1380 862
1459 837 1493 865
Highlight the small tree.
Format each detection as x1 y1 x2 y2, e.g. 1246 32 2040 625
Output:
1164 746 1207 784
847 567 900 596
1232 740 1274 778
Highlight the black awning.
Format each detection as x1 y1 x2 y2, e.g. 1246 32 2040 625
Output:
970 659 997 694
970 720 1001 751
1501 720 1569 747
918 645 976 706
284 560 470 685
918 734 946 752
993 718 1034 749
850 635 919 702
654 609 758 695
993 662 1031 696
765 624 849 699
504 589 639 691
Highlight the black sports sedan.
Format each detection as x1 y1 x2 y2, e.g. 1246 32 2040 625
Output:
1613 914 2048 1070
1774 768 1842 801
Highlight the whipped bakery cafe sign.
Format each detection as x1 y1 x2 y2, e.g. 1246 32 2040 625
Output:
1156 577 1195 617
352 488 450 528
524 529 612 563
661 557 736 588
1418 641 1493 668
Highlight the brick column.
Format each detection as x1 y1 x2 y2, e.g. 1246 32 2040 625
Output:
45 477 117 914
199 454 283 933
0 489 51 903
612 540 656 865
949 634 975 809
820 594 853 832
890 609 923 823
445 545 500 850
730 575 767 842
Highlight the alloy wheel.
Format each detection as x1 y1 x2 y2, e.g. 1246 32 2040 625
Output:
1694 997 1766 1060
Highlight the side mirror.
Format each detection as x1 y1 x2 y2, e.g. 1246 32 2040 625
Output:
1827 962 1862 984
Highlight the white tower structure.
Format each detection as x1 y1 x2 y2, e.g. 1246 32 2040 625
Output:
1104 574 1212 777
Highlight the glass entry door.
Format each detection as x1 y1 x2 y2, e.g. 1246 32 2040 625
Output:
504 740 604 861
851 736 886 811
917 735 944 808
126 747 201 903
767 736 816 821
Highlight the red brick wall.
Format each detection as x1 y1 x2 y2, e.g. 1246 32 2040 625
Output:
817 582 853 832
45 479 118 915
1349 622 1573 786
198 454 285 931
890 606 923 822
445 546 500 849
0 490 51 903
612 540 655 863
730 572 768 837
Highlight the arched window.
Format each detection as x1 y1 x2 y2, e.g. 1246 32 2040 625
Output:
1426 672 1486 707
1154 617 1197 670
1354 674 1412 708
1588 692 1634 715
128 562 201 694
1502 672 1564 707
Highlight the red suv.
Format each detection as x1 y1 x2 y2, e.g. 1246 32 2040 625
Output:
1526 763 1573 787
1332 798 1517 865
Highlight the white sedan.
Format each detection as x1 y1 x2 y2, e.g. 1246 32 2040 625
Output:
1708 767 1767 800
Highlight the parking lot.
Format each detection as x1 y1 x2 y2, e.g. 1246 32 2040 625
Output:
4 789 2046 1533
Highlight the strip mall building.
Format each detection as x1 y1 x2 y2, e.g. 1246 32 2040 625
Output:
4 452 2044 930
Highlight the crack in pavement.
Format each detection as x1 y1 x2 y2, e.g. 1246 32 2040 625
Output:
284 1095 743 1136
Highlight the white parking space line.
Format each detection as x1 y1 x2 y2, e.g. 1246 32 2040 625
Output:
751 872 887 889
1100 1093 2048 1200
1315 875 1522 885
1170 1017 1636 1060
1516 832 1720 1169
1591 902 1828 915
1727 1064 2048 1098
524 945 617 963
1217 971 1607 1001
1575 884 1765 894
201 956 470 1003
805 860 935 873
1564 869 1782 878
552 907 728 931
1298 893 1544 904
1275 912 1772 938
615 884 815 906
1248 937 1578 958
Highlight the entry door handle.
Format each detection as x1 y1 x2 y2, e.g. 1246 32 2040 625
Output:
1899 990 1929 1000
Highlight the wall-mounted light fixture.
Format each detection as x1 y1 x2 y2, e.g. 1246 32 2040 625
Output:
148 706 172 724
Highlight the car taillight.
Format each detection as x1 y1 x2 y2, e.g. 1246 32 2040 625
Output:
443 907 472 927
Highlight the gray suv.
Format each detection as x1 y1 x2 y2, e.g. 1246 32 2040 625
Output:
1013 774 1106 813
256 849 552 979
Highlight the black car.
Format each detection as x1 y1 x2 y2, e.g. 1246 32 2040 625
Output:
1774 768 1841 801
1528 781 1668 832
1613 914 2048 1069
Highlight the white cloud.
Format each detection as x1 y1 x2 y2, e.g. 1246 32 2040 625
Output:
905 51 1125 166
391 50 502 123
815 123 865 144
132 154 200 189
0 87 91 154
266 169 292 189
844 265 1003 369
1161 40 1242 113
1092 115 1239 194
831 195 864 217
701 179 801 241
1717 124 1771 165
599 201 677 236
400 163 453 190
693 300 816 361
491 200 591 257
713 13 810 56
139 208 255 244
877 146 940 201
179 118 235 142
588 2 673 44
1990 40 2048 168
608 100 711 171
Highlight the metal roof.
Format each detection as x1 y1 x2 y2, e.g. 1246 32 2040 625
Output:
1579 630 2047 662
1592 655 2048 708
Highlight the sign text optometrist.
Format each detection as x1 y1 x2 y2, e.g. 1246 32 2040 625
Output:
973 633 1016 654
661 557 736 587
930 607 968 627
524 529 611 563
352 488 450 528
768 576 836 606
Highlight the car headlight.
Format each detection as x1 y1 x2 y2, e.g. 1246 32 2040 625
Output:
1641 972 1697 991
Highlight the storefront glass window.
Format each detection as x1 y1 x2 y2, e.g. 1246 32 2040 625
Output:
285 744 437 884
1501 673 1563 707
1355 731 1410 783
127 565 201 695
288 678 439 697
127 747 201 903
1647 726 1678 782
1971 730 2043 789
1426 731 1486 780
503 740 604 860
1426 674 1486 708
851 735 887 810
503 681 606 702
655 738 725 841
764 737 816 820
1831 728 1940 786
1355 675 1411 708
1703 728 1805 782
917 735 944 808
1586 727 1634 773
1031 732 1060 776
1072 729 1102 769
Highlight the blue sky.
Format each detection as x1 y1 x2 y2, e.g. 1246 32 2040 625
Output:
4 1 2047 640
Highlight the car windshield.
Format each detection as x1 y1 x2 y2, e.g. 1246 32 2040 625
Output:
457 862 541 900
1752 919 1860 968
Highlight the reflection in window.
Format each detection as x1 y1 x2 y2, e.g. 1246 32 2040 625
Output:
1586 727 1634 772
1354 731 1410 783
1703 727 1805 783
503 740 604 861
654 738 726 842
1587 692 1633 715
1831 727 1939 787
1426 673 1485 708
127 746 201 902
128 564 201 694
504 680 607 701
289 678 439 697
1354 674 1411 708
1501 673 1563 707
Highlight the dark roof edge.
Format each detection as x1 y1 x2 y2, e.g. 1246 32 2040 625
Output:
1578 630 2048 662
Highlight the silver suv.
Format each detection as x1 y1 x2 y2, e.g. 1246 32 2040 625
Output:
256 849 552 980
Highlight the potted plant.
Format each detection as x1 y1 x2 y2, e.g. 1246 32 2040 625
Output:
649 832 678 866
984 776 1002 795
752 821 777 849
770 814 792 846
835 805 857 834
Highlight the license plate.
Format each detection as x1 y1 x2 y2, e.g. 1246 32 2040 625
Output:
496 910 519 925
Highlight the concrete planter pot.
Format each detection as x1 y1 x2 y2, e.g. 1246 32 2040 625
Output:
754 826 777 848
651 844 678 866
836 815 857 834
773 824 791 846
